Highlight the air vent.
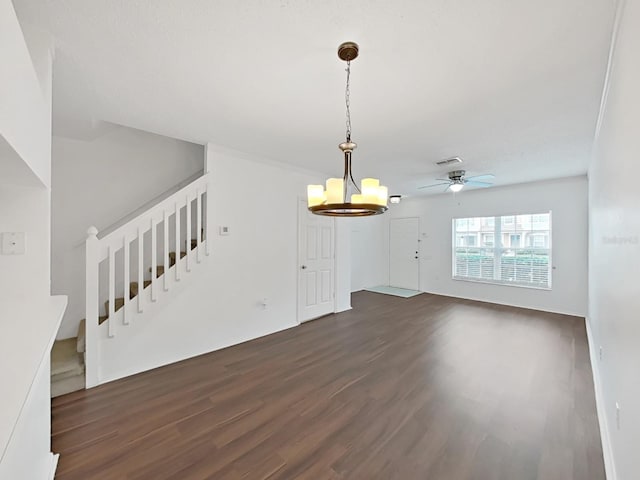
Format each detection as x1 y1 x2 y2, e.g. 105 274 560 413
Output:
436 156 463 166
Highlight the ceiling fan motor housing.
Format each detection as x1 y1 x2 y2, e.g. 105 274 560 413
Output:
448 170 466 182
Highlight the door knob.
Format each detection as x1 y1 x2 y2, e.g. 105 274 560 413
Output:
301 265 307 270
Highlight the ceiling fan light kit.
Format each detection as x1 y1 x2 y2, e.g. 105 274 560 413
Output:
307 42 388 217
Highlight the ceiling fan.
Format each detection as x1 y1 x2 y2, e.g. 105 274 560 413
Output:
418 170 495 193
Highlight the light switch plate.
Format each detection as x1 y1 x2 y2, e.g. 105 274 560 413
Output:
2 232 25 255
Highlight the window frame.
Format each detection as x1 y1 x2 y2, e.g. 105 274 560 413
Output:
452 211 552 290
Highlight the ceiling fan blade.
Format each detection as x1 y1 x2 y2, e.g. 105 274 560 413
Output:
418 182 450 189
465 174 495 181
465 180 493 187
435 178 450 182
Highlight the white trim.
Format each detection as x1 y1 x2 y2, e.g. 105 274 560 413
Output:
593 0 627 144
48 454 59 480
585 318 617 480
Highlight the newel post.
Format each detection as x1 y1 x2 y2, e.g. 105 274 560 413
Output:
85 226 100 388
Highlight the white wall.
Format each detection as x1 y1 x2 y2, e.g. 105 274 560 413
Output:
93 145 351 383
0 186 52 301
52 127 203 339
0 0 51 187
350 215 388 291
0 3 63 478
0 0 53 322
588 1 640 478
0 1 53 300
384 176 588 316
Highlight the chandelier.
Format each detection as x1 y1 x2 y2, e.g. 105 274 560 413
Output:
307 42 388 217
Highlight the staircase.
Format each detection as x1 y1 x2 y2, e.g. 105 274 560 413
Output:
100 242 195 325
51 320 85 397
51 173 210 394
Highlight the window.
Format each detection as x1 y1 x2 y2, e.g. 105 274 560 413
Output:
453 212 552 289
528 234 548 248
463 235 476 246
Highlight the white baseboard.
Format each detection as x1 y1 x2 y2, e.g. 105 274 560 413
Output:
48 453 59 480
585 318 617 480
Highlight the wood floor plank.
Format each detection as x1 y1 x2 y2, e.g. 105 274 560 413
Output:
52 292 605 479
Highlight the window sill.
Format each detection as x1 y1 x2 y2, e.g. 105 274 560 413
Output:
452 276 552 291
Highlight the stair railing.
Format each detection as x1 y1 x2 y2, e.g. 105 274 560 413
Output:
85 173 209 387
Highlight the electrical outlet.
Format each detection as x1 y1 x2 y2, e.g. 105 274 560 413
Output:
616 402 621 430
599 346 603 361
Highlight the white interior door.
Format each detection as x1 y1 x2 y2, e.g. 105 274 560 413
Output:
298 201 335 323
389 217 420 290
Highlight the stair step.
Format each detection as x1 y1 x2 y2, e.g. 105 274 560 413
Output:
148 265 165 278
85 316 109 326
77 319 86 353
104 297 125 315
52 363 85 382
169 251 186 264
51 338 84 377
129 280 152 299
186 231 203 251
52 374 85 398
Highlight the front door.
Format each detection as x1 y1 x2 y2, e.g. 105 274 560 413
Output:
298 200 335 322
389 217 420 290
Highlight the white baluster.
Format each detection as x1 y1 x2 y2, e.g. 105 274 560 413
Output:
163 209 169 292
186 194 192 272
151 218 157 301
85 226 100 388
196 188 202 263
204 183 210 256
107 245 115 338
137 226 144 313
123 236 130 325
175 202 181 281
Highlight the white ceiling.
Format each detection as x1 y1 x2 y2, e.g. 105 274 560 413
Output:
15 0 616 196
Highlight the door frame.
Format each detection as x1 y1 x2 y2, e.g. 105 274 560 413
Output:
296 198 337 325
388 216 421 290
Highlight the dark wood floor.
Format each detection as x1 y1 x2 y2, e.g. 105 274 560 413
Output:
52 292 604 480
